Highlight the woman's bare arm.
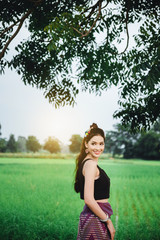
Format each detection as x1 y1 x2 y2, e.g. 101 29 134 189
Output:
83 160 116 240
83 160 108 220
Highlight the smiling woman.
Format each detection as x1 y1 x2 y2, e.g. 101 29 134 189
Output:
74 123 115 240
85 135 105 159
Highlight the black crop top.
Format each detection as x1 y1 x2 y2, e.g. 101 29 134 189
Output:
78 159 110 200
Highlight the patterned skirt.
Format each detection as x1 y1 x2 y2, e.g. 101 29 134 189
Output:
77 202 113 240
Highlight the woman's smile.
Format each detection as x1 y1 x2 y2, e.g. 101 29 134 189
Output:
85 135 105 160
94 151 101 155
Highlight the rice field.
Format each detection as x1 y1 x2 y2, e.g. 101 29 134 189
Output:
0 157 160 240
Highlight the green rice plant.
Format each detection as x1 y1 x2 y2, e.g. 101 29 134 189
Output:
0 158 160 239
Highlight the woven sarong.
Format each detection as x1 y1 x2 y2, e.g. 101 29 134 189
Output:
77 202 113 240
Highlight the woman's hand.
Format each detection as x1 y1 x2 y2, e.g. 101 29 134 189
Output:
106 219 116 240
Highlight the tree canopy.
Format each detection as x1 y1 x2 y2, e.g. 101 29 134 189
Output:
43 137 61 153
105 120 160 159
0 124 7 153
26 136 41 152
69 134 83 153
0 0 160 132
6 134 18 152
17 136 27 152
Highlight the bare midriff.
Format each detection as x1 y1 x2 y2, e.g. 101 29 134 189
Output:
96 198 109 203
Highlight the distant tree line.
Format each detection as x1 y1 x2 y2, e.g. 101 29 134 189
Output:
0 125 61 153
0 124 83 154
0 121 160 159
105 120 160 160
0 125 82 154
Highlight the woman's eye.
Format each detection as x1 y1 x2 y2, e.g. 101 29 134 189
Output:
91 143 104 146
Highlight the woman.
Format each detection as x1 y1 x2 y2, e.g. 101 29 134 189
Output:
74 123 115 240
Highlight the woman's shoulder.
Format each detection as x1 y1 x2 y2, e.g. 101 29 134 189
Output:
82 158 97 166
82 159 97 172
82 159 97 178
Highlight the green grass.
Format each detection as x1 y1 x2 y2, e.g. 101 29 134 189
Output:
0 157 160 240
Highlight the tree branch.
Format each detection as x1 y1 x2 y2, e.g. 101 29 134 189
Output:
119 8 129 54
101 0 109 10
0 9 32 60
0 19 20 38
80 0 104 29
72 27 83 35
81 1 102 38
81 0 102 15
29 0 43 3
86 0 101 19
73 0 102 38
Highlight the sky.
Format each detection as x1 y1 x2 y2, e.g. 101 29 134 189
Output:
0 14 140 145
0 67 120 145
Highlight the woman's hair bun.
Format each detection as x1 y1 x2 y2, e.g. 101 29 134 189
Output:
90 123 98 129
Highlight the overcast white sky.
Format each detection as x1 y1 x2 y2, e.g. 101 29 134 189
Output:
0 16 140 145
0 67 120 144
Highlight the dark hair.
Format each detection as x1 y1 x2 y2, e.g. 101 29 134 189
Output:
74 123 105 193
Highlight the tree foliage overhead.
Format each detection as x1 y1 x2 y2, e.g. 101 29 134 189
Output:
0 0 160 131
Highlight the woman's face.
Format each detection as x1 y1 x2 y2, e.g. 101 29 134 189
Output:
85 135 105 160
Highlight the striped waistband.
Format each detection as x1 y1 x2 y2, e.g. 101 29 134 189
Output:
82 202 113 217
